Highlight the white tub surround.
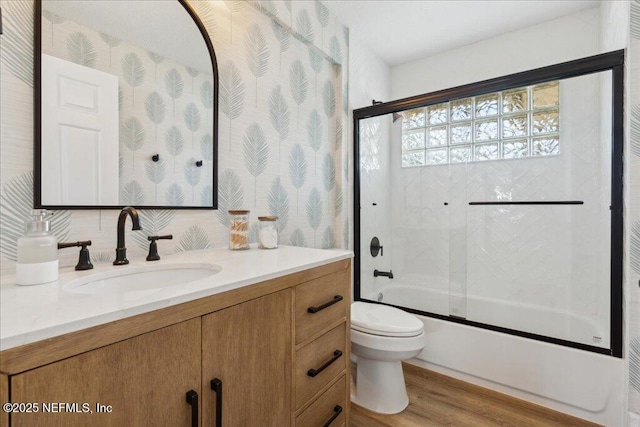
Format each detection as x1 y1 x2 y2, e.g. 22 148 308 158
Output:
0 246 353 351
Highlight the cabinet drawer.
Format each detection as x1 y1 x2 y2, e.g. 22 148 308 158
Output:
295 270 348 344
296 375 346 427
296 323 347 409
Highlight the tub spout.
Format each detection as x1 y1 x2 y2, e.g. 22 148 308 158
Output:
374 269 393 279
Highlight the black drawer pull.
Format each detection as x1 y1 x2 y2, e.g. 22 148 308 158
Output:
323 405 343 427
186 390 198 427
307 295 343 313
307 350 343 377
211 378 222 427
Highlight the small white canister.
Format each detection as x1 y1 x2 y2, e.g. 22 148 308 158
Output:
258 216 278 249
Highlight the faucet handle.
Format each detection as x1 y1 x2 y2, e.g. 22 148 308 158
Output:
146 235 173 261
58 240 93 271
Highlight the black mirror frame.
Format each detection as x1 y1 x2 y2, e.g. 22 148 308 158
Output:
33 0 219 210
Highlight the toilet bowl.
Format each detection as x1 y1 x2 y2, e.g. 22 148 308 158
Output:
350 301 426 414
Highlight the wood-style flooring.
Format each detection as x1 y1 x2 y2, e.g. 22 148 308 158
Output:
350 363 600 427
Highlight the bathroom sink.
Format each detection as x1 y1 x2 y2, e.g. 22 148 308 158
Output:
64 263 221 295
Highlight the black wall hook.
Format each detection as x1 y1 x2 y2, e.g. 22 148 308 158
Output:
195 160 203 167
152 154 160 162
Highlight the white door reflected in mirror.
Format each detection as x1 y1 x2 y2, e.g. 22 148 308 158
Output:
42 54 119 205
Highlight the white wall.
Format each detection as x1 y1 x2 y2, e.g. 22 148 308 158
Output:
391 7 601 100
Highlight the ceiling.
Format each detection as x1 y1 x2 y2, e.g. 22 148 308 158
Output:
323 0 600 66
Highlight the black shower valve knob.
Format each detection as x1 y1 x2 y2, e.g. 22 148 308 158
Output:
370 237 383 257
152 154 160 162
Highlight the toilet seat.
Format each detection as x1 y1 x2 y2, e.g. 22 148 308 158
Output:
351 301 423 337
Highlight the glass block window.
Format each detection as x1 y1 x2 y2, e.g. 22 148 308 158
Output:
400 81 560 167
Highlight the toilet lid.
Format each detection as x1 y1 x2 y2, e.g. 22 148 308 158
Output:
351 302 424 337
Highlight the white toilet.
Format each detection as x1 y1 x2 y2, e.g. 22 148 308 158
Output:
350 301 426 414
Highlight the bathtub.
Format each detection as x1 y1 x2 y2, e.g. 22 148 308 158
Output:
366 284 624 426
374 284 608 348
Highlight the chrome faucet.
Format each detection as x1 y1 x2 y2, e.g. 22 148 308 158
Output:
113 206 142 265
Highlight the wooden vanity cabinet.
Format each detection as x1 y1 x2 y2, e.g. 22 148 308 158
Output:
293 268 350 426
202 289 291 427
1 259 351 427
9 319 201 427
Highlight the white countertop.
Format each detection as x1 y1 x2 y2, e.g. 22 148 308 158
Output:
0 245 353 351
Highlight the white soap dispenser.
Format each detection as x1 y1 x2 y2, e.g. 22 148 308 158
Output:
16 210 59 285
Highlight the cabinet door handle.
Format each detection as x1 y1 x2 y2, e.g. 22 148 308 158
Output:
307 350 343 377
307 295 343 313
186 390 198 427
211 378 222 427
323 405 343 427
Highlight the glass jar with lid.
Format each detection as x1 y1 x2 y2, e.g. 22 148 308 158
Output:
228 210 250 250
258 216 278 249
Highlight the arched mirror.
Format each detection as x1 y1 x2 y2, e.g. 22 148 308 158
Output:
34 0 218 209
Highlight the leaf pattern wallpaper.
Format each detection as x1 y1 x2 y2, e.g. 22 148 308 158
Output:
0 172 71 261
308 110 323 173
268 177 290 233
314 0 330 48
217 169 244 227
245 24 270 107
289 60 309 126
122 52 145 105
67 32 97 68
289 144 308 213
184 102 202 146
165 68 185 119
306 187 323 246
99 32 121 66
166 126 185 172
629 1 640 417
145 91 167 143
296 10 314 44
220 60 246 151
1 1 350 277
308 47 323 94
633 0 640 39
632 104 640 158
272 21 291 71
132 210 176 250
268 84 290 163
243 123 270 206
2 0 35 87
